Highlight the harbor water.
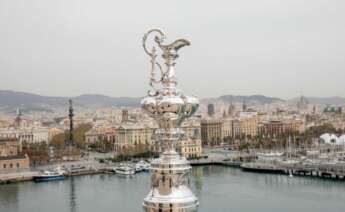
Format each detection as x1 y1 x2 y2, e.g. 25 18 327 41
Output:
1 166 345 212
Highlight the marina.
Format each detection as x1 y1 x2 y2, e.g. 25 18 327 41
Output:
3 154 345 184
1 166 345 212
0 160 151 184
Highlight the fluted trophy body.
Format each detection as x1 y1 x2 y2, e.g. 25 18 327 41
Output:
141 29 199 212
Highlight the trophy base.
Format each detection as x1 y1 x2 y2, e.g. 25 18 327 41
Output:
143 152 199 212
143 186 199 212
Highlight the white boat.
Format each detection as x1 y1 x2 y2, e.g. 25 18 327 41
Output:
34 166 65 182
135 161 151 172
135 164 143 173
257 152 284 158
113 165 135 175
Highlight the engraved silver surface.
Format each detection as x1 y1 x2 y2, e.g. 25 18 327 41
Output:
141 29 199 212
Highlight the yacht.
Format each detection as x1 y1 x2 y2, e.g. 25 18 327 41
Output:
114 165 135 175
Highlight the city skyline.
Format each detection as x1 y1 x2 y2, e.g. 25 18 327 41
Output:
2 89 345 101
1 0 345 99
1 2 345 212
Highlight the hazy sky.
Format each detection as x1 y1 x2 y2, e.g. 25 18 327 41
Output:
0 0 344 99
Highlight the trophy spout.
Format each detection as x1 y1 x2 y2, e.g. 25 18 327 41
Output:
155 38 191 61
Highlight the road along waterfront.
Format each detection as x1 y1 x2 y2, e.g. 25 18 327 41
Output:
1 166 344 212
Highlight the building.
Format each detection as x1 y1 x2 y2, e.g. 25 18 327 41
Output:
201 117 235 146
258 119 302 137
228 103 235 117
0 127 49 144
240 116 258 137
115 122 156 152
284 119 303 133
242 101 248 112
31 128 50 144
122 109 129 122
0 138 29 171
258 121 284 137
177 120 203 158
85 127 116 145
176 139 202 159
207 104 215 117
231 119 241 139
297 96 309 110
221 119 232 142
201 119 223 146
0 138 19 156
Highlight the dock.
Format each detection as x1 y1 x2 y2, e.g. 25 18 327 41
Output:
280 162 345 179
189 158 242 167
0 171 39 184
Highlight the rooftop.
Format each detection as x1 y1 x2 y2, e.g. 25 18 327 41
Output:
0 155 27 160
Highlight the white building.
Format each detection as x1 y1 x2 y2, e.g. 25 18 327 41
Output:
0 127 49 144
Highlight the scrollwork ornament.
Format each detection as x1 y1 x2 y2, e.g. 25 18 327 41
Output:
143 29 166 96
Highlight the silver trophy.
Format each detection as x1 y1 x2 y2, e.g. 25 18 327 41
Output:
141 29 199 212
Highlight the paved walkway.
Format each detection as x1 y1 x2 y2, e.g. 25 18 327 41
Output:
0 170 39 182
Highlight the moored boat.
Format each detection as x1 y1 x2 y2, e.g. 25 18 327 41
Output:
113 165 135 175
135 161 151 172
241 162 285 174
34 167 65 182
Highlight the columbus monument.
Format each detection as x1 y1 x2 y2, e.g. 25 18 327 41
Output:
141 29 199 211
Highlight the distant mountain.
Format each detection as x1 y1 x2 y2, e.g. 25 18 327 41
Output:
73 94 141 107
217 95 284 104
1 90 344 113
289 96 345 106
0 90 141 112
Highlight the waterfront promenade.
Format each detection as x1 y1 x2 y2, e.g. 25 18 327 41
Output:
2 148 345 183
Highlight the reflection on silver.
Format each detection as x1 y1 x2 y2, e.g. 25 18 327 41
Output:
141 29 199 212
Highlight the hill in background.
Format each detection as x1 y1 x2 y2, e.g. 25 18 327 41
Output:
1 90 345 114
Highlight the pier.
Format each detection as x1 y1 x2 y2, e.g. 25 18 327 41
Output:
281 162 345 179
189 156 345 180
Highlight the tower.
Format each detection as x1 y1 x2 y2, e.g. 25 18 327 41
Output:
228 103 235 117
141 29 199 211
14 107 22 128
67 99 74 148
242 101 247 112
223 110 227 118
207 104 215 117
122 109 129 123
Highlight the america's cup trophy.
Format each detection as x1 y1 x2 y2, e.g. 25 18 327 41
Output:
141 29 199 212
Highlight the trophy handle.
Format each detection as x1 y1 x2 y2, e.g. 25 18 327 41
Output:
142 29 166 57
143 29 166 96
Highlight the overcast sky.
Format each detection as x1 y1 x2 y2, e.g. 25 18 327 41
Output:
0 0 344 99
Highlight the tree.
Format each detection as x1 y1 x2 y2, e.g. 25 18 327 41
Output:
51 133 65 149
50 123 92 150
239 142 250 152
